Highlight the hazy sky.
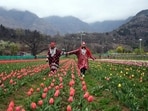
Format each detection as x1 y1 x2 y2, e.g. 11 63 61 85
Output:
0 0 148 23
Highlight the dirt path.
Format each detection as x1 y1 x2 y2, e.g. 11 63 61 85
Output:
0 59 44 64
96 59 148 67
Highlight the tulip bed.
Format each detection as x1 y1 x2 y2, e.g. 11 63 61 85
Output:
0 58 147 111
87 61 148 111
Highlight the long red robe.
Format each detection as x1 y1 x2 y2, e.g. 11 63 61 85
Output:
68 47 94 69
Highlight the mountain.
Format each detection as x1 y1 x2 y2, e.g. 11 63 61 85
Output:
42 16 91 34
0 7 130 35
90 17 132 32
0 8 57 35
109 9 148 51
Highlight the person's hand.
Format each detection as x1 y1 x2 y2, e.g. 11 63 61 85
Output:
46 58 48 62
65 52 69 56
93 57 96 61
63 52 67 55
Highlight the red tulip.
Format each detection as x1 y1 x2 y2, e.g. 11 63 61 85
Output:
30 102 37 109
67 105 72 111
15 106 21 111
7 107 13 111
59 83 63 89
8 100 15 108
43 87 48 93
27 91 32 96
49 98 54 104
82 81 86 86
80 77 84 81
29 88 34 92
83 92 89 99
42 93 47 99
21 108 26 111
50 82 54 87
54 90 60 97
40 83 45 88
52 79 55 82
70 87 75 92
55 85 59 90
0 83 4 88
82 85 87 91
87 95 94 102
71 74 75 79
59 77 63 82
37 100 43 106
36 88 40 92
9 79 13 84
68 96 73 102
48 86 52 90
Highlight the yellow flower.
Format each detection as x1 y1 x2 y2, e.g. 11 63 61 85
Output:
118 83 121 88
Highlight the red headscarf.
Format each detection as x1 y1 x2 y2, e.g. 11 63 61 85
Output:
81 41 86 48
82 41 86 45
50 42 56 48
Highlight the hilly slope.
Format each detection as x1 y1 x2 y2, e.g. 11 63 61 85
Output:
109 9 148 51
0 7 130 35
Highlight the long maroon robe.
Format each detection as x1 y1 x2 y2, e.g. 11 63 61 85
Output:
47 48 62 70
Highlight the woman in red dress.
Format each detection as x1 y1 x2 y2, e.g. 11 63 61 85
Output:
67 41 95 77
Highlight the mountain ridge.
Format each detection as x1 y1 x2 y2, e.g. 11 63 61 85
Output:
0 7 131 35
0 8 148 52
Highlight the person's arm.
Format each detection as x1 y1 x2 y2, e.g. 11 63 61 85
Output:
86 48 95 60
60 50 66 56
46 52 49 62
67 49 79 55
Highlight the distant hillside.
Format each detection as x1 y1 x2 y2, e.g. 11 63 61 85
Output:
0 7 130 35
109 9 148 51
42 16 91 34
0 8 57 35
90 17 132 32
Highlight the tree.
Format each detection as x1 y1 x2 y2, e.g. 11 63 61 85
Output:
9 42 19 55
20 30 48 58
0 40 6 55
116 46 124 53
0 40 19 55
134 48 144 54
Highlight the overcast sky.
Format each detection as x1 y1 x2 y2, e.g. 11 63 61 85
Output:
0 0 148 23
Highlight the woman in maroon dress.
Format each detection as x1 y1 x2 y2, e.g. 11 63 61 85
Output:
46 42 63 73
67 41 95 77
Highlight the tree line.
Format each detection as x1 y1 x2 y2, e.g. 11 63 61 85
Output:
0 24 146 58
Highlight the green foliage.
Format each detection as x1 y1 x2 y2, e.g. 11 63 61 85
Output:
0 40 5 55
0 40 19 55
9 42 19 55
134 48 144 54
116 46 124 53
